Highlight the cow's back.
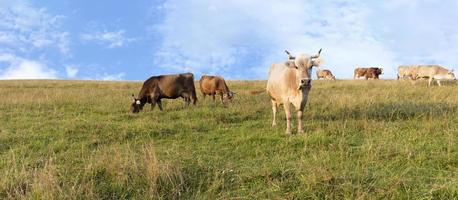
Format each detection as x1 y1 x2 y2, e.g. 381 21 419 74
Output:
199 75 216 94
323 70 332 76
155 73 195 98
415 65 446 78
317 70 326 78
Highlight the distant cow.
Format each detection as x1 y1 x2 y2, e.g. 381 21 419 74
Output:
365 68 383 79
199 75 235 103
413 65 455 86
316 69 336 80
130 73 197 113
267 49 322 134
354 67 383 80
397 65 420 80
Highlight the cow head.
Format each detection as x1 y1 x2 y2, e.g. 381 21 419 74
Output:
226 91 236 102
447 70 456 80
291 48 322 90
130 94 143 113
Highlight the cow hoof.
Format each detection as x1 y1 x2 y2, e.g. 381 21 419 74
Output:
272 123 277 127
285 130 292 135
298 130 304 134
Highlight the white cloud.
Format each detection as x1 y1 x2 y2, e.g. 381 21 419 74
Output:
81 30 134 48
80 72 124 81
153 0 458 79
0 53 57 79
98 73 125 80
65 65 78 78
0 0 70 55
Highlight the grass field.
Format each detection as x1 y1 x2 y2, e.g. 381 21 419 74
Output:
0 79 457 199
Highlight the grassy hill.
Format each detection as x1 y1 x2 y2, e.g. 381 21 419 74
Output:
0 80 457 199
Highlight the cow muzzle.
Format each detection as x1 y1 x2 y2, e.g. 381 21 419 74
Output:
298 78 311 90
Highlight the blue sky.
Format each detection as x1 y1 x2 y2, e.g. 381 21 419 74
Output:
1 0 457 80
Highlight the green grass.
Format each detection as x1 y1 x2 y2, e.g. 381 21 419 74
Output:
0 79 457 199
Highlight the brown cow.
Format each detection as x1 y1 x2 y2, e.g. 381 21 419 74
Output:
353 67 383 80
130 73 197 113
267 49 322 135
316 69 336 80
199 75 235 103
365 68 383 79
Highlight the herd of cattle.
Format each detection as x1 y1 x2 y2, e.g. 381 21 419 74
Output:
130 49 456 134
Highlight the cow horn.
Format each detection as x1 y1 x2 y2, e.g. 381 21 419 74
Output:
311 48 322 59
285 50 295 60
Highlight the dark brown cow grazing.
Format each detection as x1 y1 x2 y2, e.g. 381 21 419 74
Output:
130 73 197 113
353 67 383 80
199 75 235 103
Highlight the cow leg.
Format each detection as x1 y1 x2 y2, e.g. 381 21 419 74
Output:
428 78 433 86
212 94 216 102
297 110 304 134
283 103 292 135
183 97 190 107
220 93 224 104
150 95 157 111
182 93 190 107
271 100 277 127
191 90 197 105
157 100 163 111
437 80 442 86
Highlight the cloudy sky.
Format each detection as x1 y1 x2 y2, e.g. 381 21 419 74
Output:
1 0 457 80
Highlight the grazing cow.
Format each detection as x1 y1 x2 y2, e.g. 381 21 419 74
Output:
267 49 322 134
199 75 235 103
316 69 336 80
130 73 197 113
413 65 455 86
354 67 383 80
